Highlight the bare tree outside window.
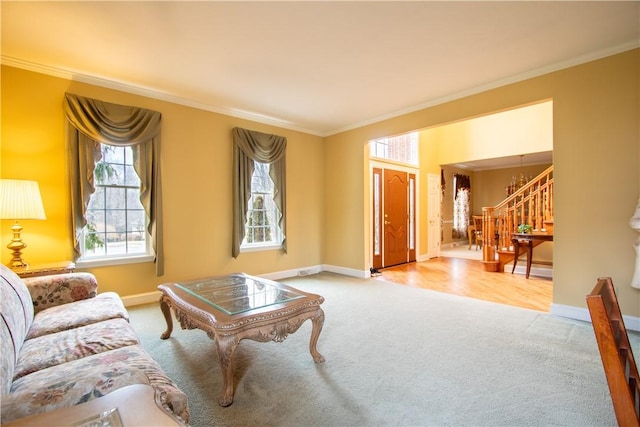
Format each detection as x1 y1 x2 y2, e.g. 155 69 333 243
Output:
82 144 147 257
243 162 280 246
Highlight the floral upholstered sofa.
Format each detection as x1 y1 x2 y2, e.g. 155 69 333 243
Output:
0 265 189 424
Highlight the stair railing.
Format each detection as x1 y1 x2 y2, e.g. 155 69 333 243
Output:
481 165 553 268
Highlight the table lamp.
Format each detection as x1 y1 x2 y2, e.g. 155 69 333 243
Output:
0 179 47 268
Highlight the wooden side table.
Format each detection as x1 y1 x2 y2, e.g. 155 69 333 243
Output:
3 384 184 426
511 233 553 279
11 260 76 278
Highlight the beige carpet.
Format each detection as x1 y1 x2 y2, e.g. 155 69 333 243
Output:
128 272 637 427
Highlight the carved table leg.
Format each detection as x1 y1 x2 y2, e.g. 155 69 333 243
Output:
159 297 174 340
309 308 325 363
214 334 240 407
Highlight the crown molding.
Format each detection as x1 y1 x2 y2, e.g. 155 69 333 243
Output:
3 39 639 138
0 56 324 137
324 41 640 136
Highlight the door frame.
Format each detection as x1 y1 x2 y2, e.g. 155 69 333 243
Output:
370 161 419 270
427 173 441 259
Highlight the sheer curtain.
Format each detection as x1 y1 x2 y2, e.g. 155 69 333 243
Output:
232 127 287 258
453 173 471 239
64 93 164 276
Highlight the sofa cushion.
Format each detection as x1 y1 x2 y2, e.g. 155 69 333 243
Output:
14 318 140 380
26 292 129 340
1 345 189 424
24 272 98 314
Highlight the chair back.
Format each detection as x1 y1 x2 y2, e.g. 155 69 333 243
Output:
472 216 483 234
586 277 640 427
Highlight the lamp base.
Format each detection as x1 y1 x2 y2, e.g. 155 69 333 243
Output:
6 222 28 268
7 255 28 268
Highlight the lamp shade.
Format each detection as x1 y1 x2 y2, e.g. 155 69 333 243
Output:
0 179 46 220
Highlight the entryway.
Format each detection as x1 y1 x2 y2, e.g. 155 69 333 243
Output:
371 167 416 270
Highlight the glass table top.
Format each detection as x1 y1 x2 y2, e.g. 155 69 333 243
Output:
176 274 305 315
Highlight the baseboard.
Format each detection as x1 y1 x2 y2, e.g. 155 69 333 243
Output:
121 264 367 307
551 303 640 332
122 291 162 307
322 264 369 278
122 271 640 332
506 264 553 279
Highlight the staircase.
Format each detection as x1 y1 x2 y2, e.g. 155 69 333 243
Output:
480 165 554 272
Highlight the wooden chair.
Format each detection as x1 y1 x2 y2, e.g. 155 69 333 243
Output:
471 215 483 250
586 277 640 427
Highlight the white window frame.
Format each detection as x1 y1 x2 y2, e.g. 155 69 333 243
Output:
370 132 419 166
240 161 283 252
76 144 154 268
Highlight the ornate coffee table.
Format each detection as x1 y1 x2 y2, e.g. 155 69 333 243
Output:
158 273 325 406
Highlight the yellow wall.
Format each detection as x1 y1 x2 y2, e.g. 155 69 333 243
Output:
324 49 639 317
422 100 553 246
1 66 325 295
2 48 639 318
433 100 553 165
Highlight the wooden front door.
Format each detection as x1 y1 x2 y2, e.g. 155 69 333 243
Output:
372 167 416 270
384 169 408 267
380 168 415 268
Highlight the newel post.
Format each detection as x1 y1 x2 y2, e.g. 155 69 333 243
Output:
482 207 499 272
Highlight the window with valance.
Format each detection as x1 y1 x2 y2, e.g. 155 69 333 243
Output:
64 93 164 276
232 127 287 258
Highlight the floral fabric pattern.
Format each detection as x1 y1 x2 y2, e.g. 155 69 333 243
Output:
26 292 128 340
23 273 98 314
1 319 17 395
15 318 139 380
3 345 188 423
1 267 35 343
0 267 189 425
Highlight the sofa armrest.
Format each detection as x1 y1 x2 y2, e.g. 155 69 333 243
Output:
23 273 98 314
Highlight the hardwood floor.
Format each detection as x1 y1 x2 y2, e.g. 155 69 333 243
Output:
379 257 553 312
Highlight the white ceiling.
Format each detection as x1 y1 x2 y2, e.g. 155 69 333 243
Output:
2 1 639 139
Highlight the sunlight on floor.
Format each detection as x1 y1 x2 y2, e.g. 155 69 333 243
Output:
440 244 482 261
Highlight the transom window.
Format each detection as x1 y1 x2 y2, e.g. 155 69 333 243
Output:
80 144 149 259
242 162 282 248
370 132 418 165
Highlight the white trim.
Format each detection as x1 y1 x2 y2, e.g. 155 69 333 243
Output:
505 264 553 279
0 56 323 137
322 264 370 279
239 243 283 253
259 265 322 281
121 290 162 307
4 41 638 137
77 254 155 269
325 41 640 136
551 303 640 332
119 264 365 307
120 269 640 333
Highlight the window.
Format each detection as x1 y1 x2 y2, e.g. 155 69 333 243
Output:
232 127 287 258
242 162 282 249
80 144 150 259
65 93 163 274
370 132 418 165
452 174 471 239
